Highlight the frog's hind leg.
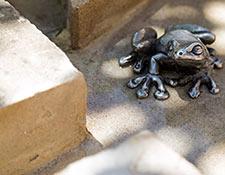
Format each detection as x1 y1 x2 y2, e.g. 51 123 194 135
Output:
193 31 215 45
119 27 157 73
166 24 216 45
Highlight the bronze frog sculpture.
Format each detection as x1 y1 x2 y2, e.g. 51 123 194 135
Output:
119 24 223 100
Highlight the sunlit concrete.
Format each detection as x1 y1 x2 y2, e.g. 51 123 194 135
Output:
212 28 225 55
101 59 133 79
197 142 225 175
151 5 199 21
156 127 194 156
204 1 225 26
87 102 150 146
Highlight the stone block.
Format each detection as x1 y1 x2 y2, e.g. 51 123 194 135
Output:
0 1 87 174
69 0 144 49
56 131 202 175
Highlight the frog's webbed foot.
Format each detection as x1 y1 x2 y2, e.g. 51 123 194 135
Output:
188 75 219 99
133 57 146 73
127 73 169 100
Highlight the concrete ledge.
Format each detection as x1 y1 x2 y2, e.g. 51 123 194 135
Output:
0 1 87 174
69 0 144 49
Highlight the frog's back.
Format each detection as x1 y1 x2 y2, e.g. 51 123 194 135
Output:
156 29 200 52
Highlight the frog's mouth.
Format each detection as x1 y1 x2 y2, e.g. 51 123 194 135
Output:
173 46 208 68
174 48 205 60
175 56 207 68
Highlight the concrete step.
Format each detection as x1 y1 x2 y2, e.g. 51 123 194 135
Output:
0 1 88 174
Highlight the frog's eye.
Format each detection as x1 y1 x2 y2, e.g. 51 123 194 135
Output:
192 45 203 55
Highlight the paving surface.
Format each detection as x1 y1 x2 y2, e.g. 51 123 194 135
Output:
53 0 225 174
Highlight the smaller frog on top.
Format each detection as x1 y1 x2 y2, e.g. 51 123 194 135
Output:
119 24 223 100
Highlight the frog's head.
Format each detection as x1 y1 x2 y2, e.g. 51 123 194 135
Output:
167 39 209 66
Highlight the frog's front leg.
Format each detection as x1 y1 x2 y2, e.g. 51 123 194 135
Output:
119 51 147 73
188 74 219 98
127 53 169 100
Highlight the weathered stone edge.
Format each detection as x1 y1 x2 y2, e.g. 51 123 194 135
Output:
0 73 88 175
68 0 143 49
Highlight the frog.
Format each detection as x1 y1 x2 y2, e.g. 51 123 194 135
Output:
118 24 223 100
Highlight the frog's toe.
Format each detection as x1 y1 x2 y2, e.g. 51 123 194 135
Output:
119 54 135 67
210 87 220 95
136 75 152 99
188 88 201 99
213 57 223 69
164 78 178 87
127 75 146 89
133 58 145 73
169 80 178 87
137 88 149 99
154 90 169 100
